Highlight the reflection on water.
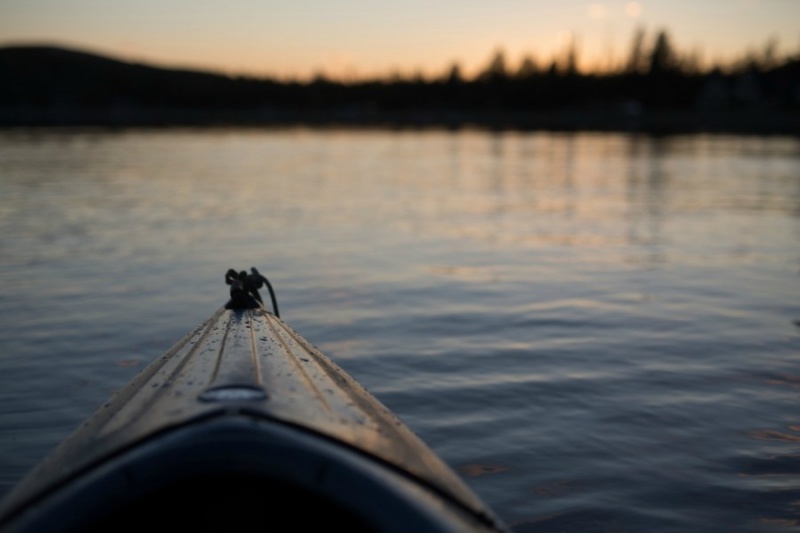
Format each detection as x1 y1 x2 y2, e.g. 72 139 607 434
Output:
0 128 799 531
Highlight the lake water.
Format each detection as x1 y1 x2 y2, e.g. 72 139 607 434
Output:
0 127 799 532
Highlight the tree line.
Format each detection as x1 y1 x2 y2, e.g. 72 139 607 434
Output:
0 27 798 133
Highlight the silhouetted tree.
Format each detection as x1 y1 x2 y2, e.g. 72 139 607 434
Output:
626 27 646 74
445 62 462 84
517 55 539 79
731 37 781 74
757 38 778 71
478 48 508 81
311 71 330 84
564 38 579 76
648 29 677 75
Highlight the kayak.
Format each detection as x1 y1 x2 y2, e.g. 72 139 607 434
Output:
0 268 506 532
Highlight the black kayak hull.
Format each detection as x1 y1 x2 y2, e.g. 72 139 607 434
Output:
0 306 505 532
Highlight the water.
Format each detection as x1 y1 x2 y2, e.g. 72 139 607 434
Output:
0 127 799 532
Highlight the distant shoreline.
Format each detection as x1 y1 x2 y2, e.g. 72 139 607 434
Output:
0 107 797 136
2 45 799 137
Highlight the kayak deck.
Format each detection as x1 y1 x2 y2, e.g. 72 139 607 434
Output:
0 306 505 532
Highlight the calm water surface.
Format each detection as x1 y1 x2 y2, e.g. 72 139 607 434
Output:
0 128 799 531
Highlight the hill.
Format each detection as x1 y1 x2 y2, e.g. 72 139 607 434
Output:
0 45 289 124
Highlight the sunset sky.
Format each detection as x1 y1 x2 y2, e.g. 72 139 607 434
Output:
1 0 798 80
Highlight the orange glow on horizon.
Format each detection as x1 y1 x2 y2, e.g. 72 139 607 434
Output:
0 0 796 81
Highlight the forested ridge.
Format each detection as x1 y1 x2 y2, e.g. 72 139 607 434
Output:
1 29 798 133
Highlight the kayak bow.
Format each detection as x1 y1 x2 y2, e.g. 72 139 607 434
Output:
0 269 506 532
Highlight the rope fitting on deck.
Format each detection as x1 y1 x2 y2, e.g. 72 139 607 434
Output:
225 267 280 317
